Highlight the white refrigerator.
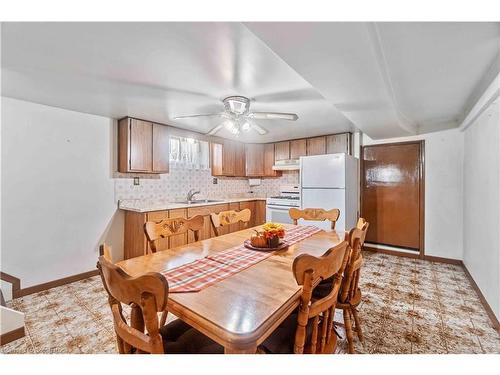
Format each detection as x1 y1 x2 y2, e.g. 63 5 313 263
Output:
300 153 359 231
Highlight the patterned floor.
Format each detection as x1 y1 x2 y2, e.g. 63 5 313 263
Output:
1 251 499 354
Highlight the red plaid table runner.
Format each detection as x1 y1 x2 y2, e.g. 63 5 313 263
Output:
162 225 322 293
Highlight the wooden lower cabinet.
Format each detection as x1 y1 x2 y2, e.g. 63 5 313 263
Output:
123 200 268 259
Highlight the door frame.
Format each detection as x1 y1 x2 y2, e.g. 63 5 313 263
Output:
360 140 425 258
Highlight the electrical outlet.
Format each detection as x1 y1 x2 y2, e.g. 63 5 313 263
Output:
212 178 218 184
133 177 140 186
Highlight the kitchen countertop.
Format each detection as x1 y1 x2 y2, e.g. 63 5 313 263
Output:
119 197 267 213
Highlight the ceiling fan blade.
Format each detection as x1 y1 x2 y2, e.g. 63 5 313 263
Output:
248 112 298 121
206 124 223 136
173 113 225 120
250 123 268 135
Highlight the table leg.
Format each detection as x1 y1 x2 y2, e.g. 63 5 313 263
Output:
224 345 257 354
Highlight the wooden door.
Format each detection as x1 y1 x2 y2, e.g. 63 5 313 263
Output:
361 141 424 252
129 119 153 172
274 142 290 161
326 133 350 154
152 123 169 173
290 139 307 159
263 143 280 177
245 144 265 176
307 136 326 155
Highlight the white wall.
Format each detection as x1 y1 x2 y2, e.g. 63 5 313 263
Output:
362 128 464 260
463 99 500 319
1 97 123 288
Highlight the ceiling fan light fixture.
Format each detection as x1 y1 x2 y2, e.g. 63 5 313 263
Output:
240 121 251 132
224 96 250 115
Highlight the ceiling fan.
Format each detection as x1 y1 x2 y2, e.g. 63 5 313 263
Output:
173 96 299 136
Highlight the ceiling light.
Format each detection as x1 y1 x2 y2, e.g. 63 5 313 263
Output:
241 121 251 132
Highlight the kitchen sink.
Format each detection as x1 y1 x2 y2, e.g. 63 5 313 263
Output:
173 199 225 204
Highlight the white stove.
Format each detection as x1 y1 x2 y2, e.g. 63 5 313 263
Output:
266 185 301 223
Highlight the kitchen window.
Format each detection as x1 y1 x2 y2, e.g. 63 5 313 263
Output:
169 136 209 170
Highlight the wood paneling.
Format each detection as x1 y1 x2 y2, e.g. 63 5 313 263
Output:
245 144 265 176
290 139 307 159
306 136 326 156
361 141 424 251
152 123 169 173
326 133 350 154
274 141 290 161
264 143 280 177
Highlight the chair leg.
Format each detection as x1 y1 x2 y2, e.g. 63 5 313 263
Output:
343 308 355 354
351 307 364 342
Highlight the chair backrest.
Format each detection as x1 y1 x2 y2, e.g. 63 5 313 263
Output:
356 217 369 246
289 208 341 230
210 209 251 236
292 238 351 354
338 223 368 304
99 243 112 262
97 256 168 354
144 215 204 253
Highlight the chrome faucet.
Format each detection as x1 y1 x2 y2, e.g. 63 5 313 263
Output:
186 188 200 202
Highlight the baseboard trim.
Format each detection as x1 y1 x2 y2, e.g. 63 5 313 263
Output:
461 262 500 332
423 255 463 265
15 270 99 298
0 272 21 298
0 327 25 346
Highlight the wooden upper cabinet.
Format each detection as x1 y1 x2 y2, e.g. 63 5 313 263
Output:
119 117 170 174
234 142 246 177
274 141 290 161
290 139 307 159
307 136 326 156
129 119 153 172
264 143 280 177
210 140 245 177
326 133 351 154
152 123 169 173
210 142 223 176
222 140 236 176
245 144 265 176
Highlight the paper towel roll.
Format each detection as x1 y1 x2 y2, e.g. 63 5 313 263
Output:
248 178 261 186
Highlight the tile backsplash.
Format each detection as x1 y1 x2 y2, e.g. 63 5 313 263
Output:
114 168 299 202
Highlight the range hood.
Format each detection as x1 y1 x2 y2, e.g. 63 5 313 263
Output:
272 159 300 171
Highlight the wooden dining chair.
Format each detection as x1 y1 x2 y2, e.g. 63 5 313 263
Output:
96 255 223 354
289 208 341 230
144 215 204 253
356 217 369 249
259 239 351 354
337 221 369 354
210 208 251 236
99 243 112 262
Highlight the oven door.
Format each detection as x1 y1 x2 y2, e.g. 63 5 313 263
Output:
266 204 294 224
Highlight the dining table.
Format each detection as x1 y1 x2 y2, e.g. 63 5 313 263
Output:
117 223 344 354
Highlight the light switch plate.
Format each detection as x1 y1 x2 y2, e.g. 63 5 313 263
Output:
133 177 140 186
212 178 218 184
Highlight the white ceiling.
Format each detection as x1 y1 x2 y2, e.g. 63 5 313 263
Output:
2 22 499 141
